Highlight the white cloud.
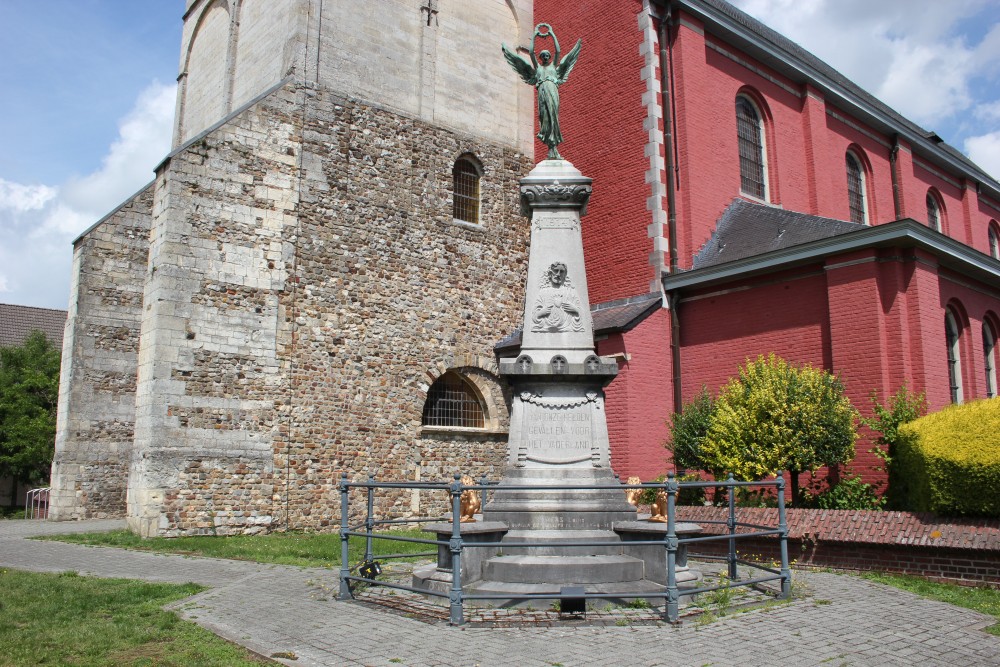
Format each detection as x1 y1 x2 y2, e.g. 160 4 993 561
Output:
0 81 176 309
0 179 57 213
58 82 176 225
974 101 1000 123
964 131 1000 181
728 0 994 127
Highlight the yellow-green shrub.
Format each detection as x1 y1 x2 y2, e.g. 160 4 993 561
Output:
895 398 1000 517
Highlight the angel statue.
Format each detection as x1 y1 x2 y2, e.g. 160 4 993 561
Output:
502 24 582 160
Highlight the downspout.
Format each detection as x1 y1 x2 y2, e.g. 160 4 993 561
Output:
658 3 684 415
890 134 902 220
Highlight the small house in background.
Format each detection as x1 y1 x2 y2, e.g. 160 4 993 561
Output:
0 303 66 509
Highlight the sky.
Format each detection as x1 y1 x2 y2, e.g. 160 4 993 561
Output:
1 1 1000 311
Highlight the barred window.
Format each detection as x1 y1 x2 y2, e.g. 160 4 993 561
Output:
422 372 486 428
989 222 999 259
926 191 941 231
846 152 867 224
452 157 481 224
984 322 997 399
736 96 767 200
945 309 963 404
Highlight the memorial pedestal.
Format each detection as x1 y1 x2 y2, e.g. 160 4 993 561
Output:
413 159 701 607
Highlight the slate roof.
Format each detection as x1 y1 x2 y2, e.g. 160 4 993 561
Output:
692 199 865 270
693 0 1000 190
0 303 67 348
495 292 661 354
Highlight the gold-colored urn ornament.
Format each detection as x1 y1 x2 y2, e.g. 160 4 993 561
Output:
459 475 481 523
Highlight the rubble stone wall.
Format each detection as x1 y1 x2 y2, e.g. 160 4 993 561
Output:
121 79 530 536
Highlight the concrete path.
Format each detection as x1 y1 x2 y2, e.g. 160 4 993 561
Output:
2 519 999 666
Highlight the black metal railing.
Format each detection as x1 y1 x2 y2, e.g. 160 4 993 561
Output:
338 472 791 625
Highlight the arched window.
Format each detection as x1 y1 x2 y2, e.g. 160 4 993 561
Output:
452 156 482 224
985 321 998 399
422 372 486 428
926 190 943 232
989 221 1000 259
945 309 964 404
736 96 768 201
846 151 868 224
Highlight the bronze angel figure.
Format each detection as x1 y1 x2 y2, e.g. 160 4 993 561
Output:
502 24 582 160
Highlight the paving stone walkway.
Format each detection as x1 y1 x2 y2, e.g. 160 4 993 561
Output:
2 519 999 666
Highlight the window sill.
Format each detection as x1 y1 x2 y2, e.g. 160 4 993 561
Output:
440 217 486 232
419 425 507 437
738 192 779 207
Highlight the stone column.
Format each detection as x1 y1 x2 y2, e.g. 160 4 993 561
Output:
486 159 635 530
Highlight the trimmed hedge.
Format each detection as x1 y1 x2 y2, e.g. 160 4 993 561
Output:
896 398 1000 517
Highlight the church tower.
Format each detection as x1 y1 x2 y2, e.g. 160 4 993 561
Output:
174 0 535 150
53 0 537 536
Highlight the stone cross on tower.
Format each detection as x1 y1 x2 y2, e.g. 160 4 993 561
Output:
421 0 439 26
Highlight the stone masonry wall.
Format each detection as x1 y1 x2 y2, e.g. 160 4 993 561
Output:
128 82 303 537
51 186 153 519
127 79 531 536
282 87 531 530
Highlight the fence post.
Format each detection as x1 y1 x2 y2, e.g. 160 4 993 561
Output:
365 474 376 563
449 474 465 625
727 473 738 581
664 471 680 623
776 471 792 599
339 473 353 600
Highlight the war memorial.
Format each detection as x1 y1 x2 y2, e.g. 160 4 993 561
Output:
335 25 790 624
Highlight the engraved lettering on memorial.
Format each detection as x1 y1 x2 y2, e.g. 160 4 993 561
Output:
532 213 579 231
530 262 584 333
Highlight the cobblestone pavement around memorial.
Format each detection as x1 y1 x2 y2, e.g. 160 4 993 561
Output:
2 519 999 667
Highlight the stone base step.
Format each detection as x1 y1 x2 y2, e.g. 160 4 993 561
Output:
500 529 622 556
464 578 669 610
483 554 644 584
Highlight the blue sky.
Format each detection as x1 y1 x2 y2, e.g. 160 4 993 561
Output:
1 1 999 311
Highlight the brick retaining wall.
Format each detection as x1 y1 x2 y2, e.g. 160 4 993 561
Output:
676 507 1000 586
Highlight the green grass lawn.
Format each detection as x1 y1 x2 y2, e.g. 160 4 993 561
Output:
0 569 272 666
39 528 435 568
862 572 1000 636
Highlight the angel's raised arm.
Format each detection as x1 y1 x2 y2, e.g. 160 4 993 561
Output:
529 29 539 68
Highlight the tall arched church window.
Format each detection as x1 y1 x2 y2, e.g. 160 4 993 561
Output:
989 221 1000 259
452 156 482 225
984 321 998 399
926 190 943 232
846 151 868 224
736 96 767 200
421 372 486 428
945 309 964 404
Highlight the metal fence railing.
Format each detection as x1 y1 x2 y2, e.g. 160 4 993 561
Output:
337 472 791 625
24 487 49 520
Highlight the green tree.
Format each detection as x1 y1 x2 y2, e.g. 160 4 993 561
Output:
666 387 716 474
700 354 858 505
0 331 61 504
861 385 926 509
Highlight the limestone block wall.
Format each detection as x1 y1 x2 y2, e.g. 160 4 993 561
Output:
129 78 531 536
317 0 533 151
129 83 302 537
176 0 535 152
50 187 153 520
